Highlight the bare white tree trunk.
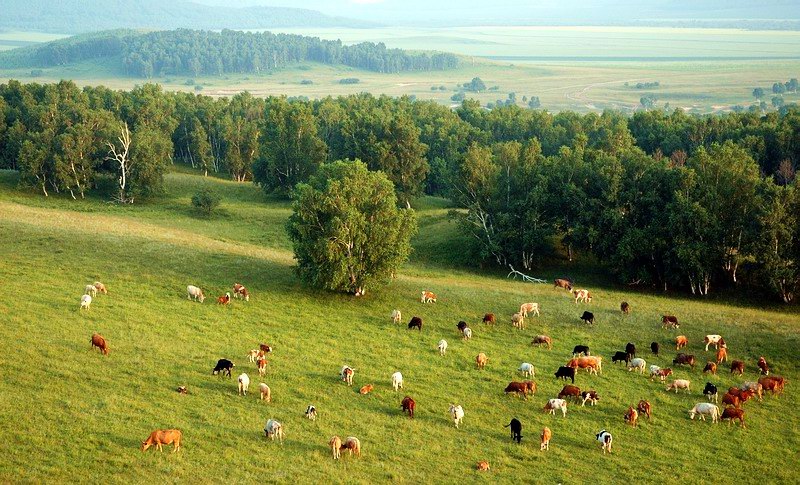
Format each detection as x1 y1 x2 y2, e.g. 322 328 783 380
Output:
106 122 132 204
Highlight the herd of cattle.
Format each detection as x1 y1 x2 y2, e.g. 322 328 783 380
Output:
80 278 788 471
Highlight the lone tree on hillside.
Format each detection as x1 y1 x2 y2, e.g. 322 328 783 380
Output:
286 160 417 296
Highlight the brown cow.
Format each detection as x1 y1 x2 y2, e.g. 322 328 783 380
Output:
675 335 688 350
620 301 631 314
757 357 769 375
731 360 745 376
758 376 786 395
476 461 490 471
482 313 496 325
217 293 231 305
329 436 342 460
531 335 552 349
141 429 182 452
721 393 741 409
476 352 488 369
359 384 374 395
637 400 652 419
567 356 602 375
233 283 250 301
91 333 109 356
540 427 552 451
340 437 361 457
558 384 581 402
721 407 745 428
673 353 696 369
662 315 679 329
257 358 267 377
624 406 638 427
554 278 573 291
401 396 416 418
505 381 536 399
716 347 728 363
703 362 717 375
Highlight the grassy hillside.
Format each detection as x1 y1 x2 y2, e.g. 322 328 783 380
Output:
0 169 798 483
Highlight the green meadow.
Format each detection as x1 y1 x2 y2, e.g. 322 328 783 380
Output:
0 168 797 483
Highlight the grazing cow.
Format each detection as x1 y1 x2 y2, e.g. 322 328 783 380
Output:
391 309 402 324
305 405 317 420
359 384 374 395
401 396 415 418
482 313 496 325
673 353 696 369
420 291 437 303
721 407 745 428
90 333 109 356
408 316 423 331
505 381 536 399
572 345 590 357
662 315 679 329
716 347 728 363
650 342 659 356
520 302 540 318
259 344 273 354
648 365 661 378
463 327 473 340
723 389 755 408
555 366 576 383
176 386 188 395
704 335 724 351
596 430 613 454
141 429 182 453
93 282 108 294
438 339 448 355
666 379 691 393
238 373 250 396
544 399 568 417
449 404 465 428
187 285 205 303
637 400 652 419
476 461 490 471
476 353 488 370
518 362 535 378
628 358 646 374
531 335 552 349
731 360 745 376
703 382 718 403
264 419 284 443
511 312 525 329
624 406 638 427
341 437 361 457
456 321 468 333
581 390 599 406
655 368 673 382
554 278 573 291
758 376 786 395
612 351 630 365
573 289 592 304
540 427 552 451
740 382 764 401
247 349 259 363
703 362 718 375
329 436 342 460
688 403 720 422
675 335 688 350
621 301 631 314
757 357 769 375
213 359 235 377
340 366 354 386
259 383 271 402
232 283 250 301
257 358 267 377
568 356 602 375
558 384 581 402
80 294 92 311
625 343 637 359
85 284 97 298
505 418 523 443
391 371 404 392
580 311 595 325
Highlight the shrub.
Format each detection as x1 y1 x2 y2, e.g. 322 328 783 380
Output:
191 188 221 216
194 85 204 91
300 79 313 85
339 78 360 85
184 79 195 85
30 69 43 77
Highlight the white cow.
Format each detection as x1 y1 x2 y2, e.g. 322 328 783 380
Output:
545 398 568 417
704 334 724 351
247 349 259 363
238 373 250 395
438 339 448 355
519 302 540 318
648 365 661 379
688 403 720 422
449 404 465 428
463 327 472 340
391 309 402 324
518 362 535 378
391 371 403 392
305 405 317 421
264 419 284 443
628 358 646 374
80 294 92 310
596 429 613 454
84 284 97 298
259 383 271 402
187 285 205 303
666 379 691 393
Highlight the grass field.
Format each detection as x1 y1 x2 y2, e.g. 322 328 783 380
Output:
1 26 799 112
0 168 798 483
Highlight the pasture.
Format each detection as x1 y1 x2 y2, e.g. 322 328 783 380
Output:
0 168 798 482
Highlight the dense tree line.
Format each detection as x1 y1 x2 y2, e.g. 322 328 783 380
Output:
1 80 798 301
2 29 459 77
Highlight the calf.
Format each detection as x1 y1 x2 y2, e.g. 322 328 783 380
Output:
666 379 691 393
518 362 535 378
141 429 182 453
247 349 259 363
90 333 109 356
449 404 465 428
612 351 630 365
340 366 354 386
520 302 540 318
703 362 717 375
580 311 594 325
704 334 724 351
620 301 630 314
187 285 205 303
213 359 235 378
531 335 552 349
359 384 374 395
554 278 573 291
581 390 599 406
420 291 437 303
437 339 448 356
730 360 745 376
541 427 552 450
476 461 491 471
80 294 92 311
650 342 659 356
217 293 231 305
401 396 416 418
237 373 250 396
176 386 188 395
558 384 581 402
544 399 568 417
264 419 284 443
257 358 267 377
391 309 402 324
662 315 679 329
511 312 525 329
232 283 250 301
329 436 342 460
505 381 536 399
482 313 496 325
391 371 404 392
408 316 423 331
555 366 576 383
637 400 652 419
688 403 720 422
716 347 728 363
259 344 273 354
305 405 317 420
259 383 271 402
476 352 488 369
625 343 636 359
463 327 473 340
624 406 638 427
93 281 108 294
721 407 745 428
596 430 613 454
572 345 590 357
628 358 646 374
505 418 523 444
85 284 97 298
757 356 769 375
703 382 718 403
675 335 688 350
673 353 696 369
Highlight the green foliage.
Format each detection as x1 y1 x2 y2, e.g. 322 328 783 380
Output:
339 78 360 84
640 95 657 109
753 87 765 99
191 187 222 216
463 77 486 92
286 160 416 295
128 126 173 199
450 91 465 102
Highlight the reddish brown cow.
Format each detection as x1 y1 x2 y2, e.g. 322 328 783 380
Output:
637 400 652 419
675 335 688 350
482 313 496 325
624 406 638 427
554 278 573 291
758 376 786 395
662 315 679 329
141 429 182 452
217 293 231 305
722 393 742 409
531 335 552 349
731 360 745 376
401 396 416 418
505 381 536 399
716 347 728 363
91 333 109 356
757 357 769 375
721 407 745 428
557 384 581 402
703 362 717 375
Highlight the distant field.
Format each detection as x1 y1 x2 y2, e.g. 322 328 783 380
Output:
0 30 68 51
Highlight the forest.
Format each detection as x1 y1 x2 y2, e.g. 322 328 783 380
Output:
0 29 460 77
0 80 798 302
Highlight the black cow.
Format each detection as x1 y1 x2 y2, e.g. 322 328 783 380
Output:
408 316 423 331
572 345 590 357
456 321 468 333
625 343 636 359
504 418 522 444
650 342 660 356
555 366 576 383
213 358 235 378
611 351 629 364
580 311 594 325
703 382 718 402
